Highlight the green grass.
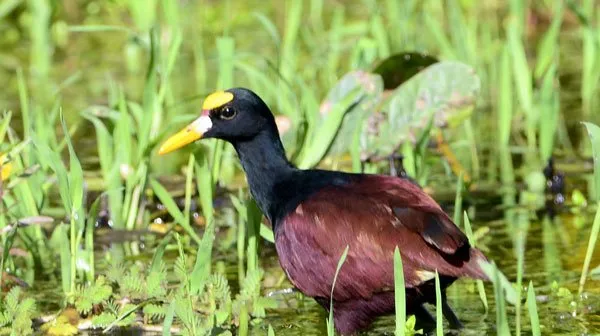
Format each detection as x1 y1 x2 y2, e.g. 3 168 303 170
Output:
394 246 406 336
579 122 600 295
463 212 488 311
327 245 349 336
434 271 443 336
526 281 541 336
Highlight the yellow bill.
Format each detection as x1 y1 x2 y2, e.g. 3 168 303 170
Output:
158 115 213 155
159 90 233 155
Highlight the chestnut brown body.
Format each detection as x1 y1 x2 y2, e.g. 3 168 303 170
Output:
275 174 487 334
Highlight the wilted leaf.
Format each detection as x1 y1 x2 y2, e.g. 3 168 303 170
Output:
17 216 54 226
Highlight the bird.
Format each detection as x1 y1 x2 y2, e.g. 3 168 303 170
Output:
158 88 489 335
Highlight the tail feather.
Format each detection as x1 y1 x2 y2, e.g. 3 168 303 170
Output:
464 247 490 280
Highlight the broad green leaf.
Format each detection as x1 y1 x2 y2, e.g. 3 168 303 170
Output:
363 61 481 159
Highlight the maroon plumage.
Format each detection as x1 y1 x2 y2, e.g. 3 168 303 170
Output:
275 175 487 334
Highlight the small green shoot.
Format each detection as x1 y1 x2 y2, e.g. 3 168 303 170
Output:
434 270 443 336
463 212 488 311
526 281 541 336
394 246 406 336
327 245 349 336
579 122 600 295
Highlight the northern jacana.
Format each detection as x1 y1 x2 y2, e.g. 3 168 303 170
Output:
159 88 489 335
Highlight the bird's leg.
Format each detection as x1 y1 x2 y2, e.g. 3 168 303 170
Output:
388 154 407 178
441 292 464 329
412 304 436 332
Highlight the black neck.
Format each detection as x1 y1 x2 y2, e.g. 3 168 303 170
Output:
231 129 296 223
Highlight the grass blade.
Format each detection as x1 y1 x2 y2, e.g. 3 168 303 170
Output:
394 246 405 336
162 301 176 336
149 178 201 244
464 212 488 311
453 172 464 225
527 281 541 336
579 206 600 295
435 270 443 336
190 220 214 295
492 261 511 336
579 122 600 294
195 153 214 224
327 245 349 336
582 122 600 200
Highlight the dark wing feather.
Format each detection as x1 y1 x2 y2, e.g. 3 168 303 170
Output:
274 174 487 303
392 207 467 254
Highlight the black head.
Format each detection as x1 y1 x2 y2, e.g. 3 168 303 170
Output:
205 88 278 141
158 87 279 154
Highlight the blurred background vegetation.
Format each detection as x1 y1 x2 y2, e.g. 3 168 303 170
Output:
1 0 600 335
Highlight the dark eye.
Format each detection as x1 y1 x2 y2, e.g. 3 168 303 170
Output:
220 106 236 120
